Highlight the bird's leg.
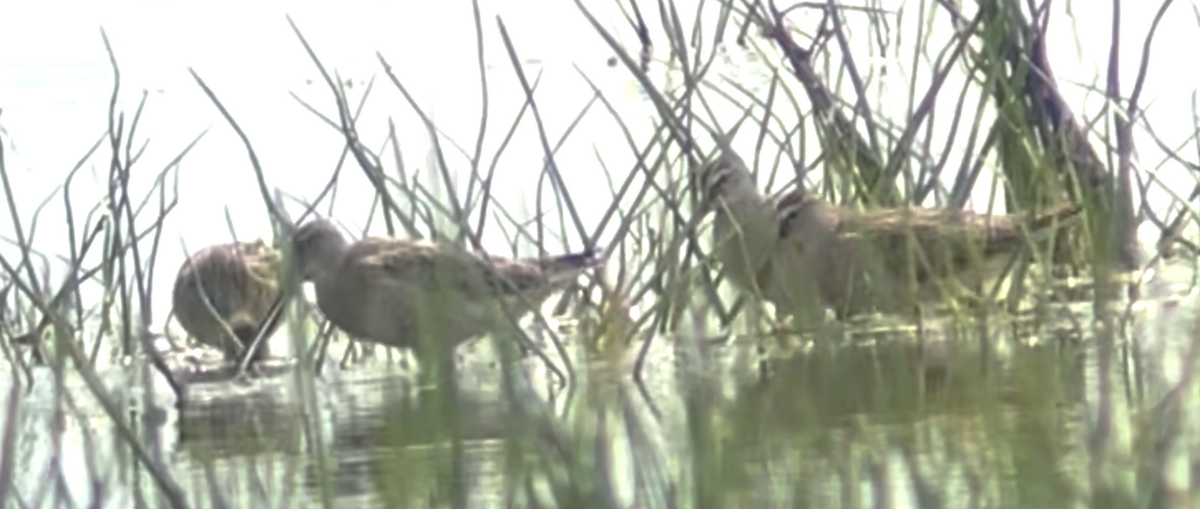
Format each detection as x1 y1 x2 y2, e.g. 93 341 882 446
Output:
310 321 336 375
339 340 357 370
359 342 378 364
913 302 927 338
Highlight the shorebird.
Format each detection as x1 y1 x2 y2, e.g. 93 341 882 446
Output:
700 152 1083 322
172 239 283 365
700 152 784 300
291 219 603 365
772 187 1082 319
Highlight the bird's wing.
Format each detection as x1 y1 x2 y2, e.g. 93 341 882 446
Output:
351 238 533 297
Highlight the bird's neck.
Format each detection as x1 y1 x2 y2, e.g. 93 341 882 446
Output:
306 244 347 287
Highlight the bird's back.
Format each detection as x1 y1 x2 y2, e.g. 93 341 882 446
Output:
314 237 600 349
172 240 281 360
840 202 1081 281
782 197 1082 318
484 248 603 298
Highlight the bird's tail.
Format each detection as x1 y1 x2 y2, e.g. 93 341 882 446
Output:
537 247 605 285
542 247 605 270
1026 202 1085 241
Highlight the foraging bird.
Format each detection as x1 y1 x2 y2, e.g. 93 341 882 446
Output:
699 151 808 312
700 152 1083 321
172 239 283 365
291 219 603 363
772 187 1082 319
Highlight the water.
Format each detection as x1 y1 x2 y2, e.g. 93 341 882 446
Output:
2 0 1200 507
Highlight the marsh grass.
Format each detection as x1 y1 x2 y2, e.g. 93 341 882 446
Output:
0 0 1198 507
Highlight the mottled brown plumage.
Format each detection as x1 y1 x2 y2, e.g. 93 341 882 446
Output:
700 152 1082 321
171 239 282 364
773 187 1081 319
292 219 602 359
700 151 785 302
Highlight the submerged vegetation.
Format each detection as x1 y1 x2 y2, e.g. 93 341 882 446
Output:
0 0 1197 507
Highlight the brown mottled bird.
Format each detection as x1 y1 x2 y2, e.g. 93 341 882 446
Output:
700 152 1083 321
699 151 812 314
172 239 283 364
291 219 603 363
772 187 1082 319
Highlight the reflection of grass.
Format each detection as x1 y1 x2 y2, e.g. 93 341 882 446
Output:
0 0 1195 507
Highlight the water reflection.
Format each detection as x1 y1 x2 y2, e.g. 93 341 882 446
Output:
3 287 1199 508
164 314 1037 507
176 385 304 460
